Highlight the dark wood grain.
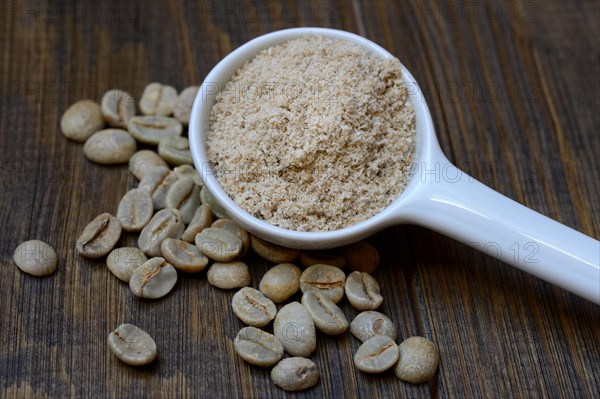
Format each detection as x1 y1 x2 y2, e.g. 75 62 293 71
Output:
1 0 598 398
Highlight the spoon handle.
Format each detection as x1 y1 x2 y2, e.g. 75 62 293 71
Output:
401 162 599 303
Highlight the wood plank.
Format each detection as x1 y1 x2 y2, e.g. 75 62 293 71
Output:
0 0 598 398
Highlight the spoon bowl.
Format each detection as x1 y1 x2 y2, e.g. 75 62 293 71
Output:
189 27 600 303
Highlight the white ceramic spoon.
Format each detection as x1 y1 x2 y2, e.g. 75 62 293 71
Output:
189 27 599 303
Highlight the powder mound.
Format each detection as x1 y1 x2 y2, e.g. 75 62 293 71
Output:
207 36 416 232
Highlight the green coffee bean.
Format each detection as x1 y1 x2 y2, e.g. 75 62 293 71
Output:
13 240 57 276
139 83 177 116
61 100 104 142
108 324 157 366
129 257 178 299
83 129 137 164
299 264 346 303
76 213 122 258
394 336 440 384
271 357 319 391
354 335 399 373
232 287 277 327
101 89 135 128
234 326 283 367
127 115 182 145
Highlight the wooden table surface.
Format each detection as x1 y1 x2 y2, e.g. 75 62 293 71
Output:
1 1 598 398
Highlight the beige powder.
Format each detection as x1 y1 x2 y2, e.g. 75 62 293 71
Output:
207 36 416 232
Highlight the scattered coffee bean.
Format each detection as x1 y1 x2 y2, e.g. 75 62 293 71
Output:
173 86 199 126
117 188 154 232
195 227 242 262
129 257 178 298
234 326 283 367
259 263 302 303
173 164 203 186
271 357 319 392
354 335 399 373
76 213 122 258
200 186 228 219
13 240 57 276
301 291 348 335
129 150 168 180
138 166 179 210
299 264 346 303
106 247 148 282
107 323 157 366
160 238 208 273
83 129 137 164
350 311 397 343
206 261 251 289
138 209 185 257
273 302 316 357
232 287 277 327
158 136 193 165
394 336 440 384
345 271 383 311
127 115 182 145
300 250 346 269
163 177 200 224
139 83 177 116
211 219 250 258
101 89 135 128
181 204 214 243
60 100 105 142
340 242 379 273
250 235 300 263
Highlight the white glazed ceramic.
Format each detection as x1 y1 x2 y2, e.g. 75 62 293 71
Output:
189 27 600 303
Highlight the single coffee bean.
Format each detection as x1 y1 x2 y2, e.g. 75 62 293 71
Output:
129 257 178 298
345 271 383 311
106 247 148 282
259 263 302 303
350 311 397 343
354 335 399 373
234 326 283 367
129 150 168 180
117 188 154 232
301 291 348 335
138 209 185 257
340 242 379 273
173 86 199 126
211 219 250 258
160 238 208 273
273 302 316 357
394 336 440 384
299 264 346 303
200 186 228 219
139 83 178 116
181 205 214 243
271 357 319 392
61 100 105 142
13 240 57 276
195 227 241 262
158 136 193 165
250 235 300 263
300 250 346 269
163 177 200 224
101 89 135 128
138 166 179 210
232 287 277 327
76 213 122 258
127 115 182 145
173 164 203 186
206 261 250 289
107 324 157 366
83 129 137 164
